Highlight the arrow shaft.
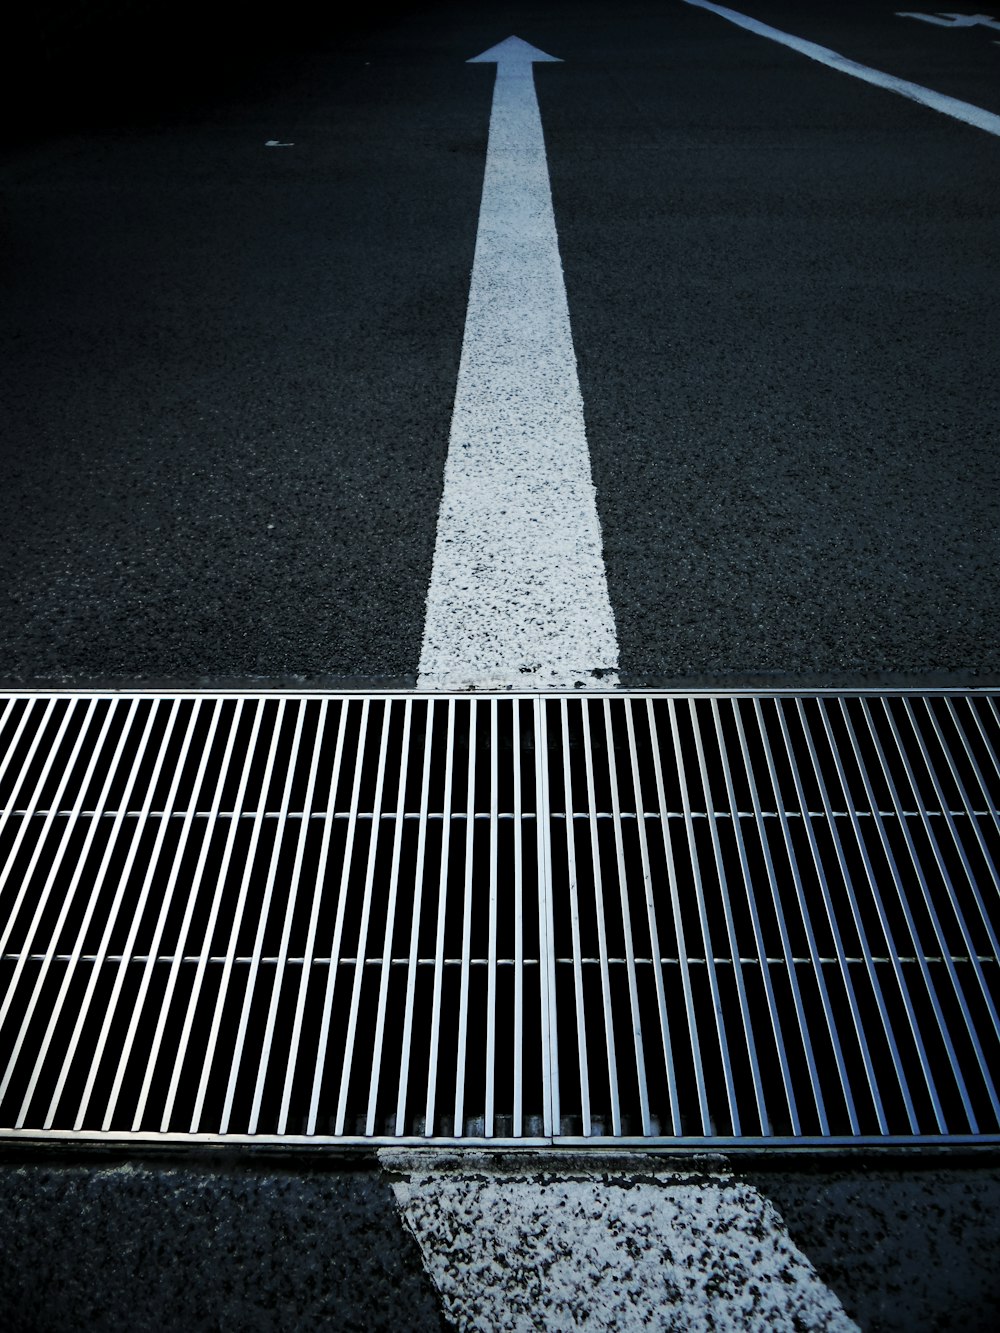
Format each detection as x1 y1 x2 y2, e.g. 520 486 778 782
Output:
419 59 619 688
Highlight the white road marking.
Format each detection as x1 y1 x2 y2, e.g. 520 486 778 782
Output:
418 36 619 690
897 12 1000 29
265 140 294 146
383 1151 859 1332
683 0 1000 137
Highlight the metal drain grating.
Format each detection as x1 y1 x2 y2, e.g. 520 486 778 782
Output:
0 690 997 1148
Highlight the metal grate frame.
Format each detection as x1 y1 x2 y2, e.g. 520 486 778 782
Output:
1 689 998 1149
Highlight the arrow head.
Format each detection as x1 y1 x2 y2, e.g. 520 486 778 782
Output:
468 35 562 65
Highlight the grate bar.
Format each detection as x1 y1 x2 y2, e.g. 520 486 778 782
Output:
485 699 499 1137
627 699 682 1136
6 808 997 822
187 698 271 1133
307 698 369 1136
736 698 830 1133
674 697 738 1135
0 701 93 983
366 699 411 1137
536 698 557 1139
935 699 1000 881
860 698 986 1130
86 700 204 1130
17 700 151 1127
653 699 709 1133
45 699 183 1130
558 698 590 1134
0 700 65 906
164 697 258 1133
583 698 621 1136
150 699 249 1133
278 696 349 1134
819 697 942 1131
757 698 859 1134
251 701 328 1135
795 698 903 1133
334 701 392 1137
1 700 128 1111
452 701 477 1138
906 701 1000 1012
5 952 994 967
1 689 998 1148
512 697 524 1137
603 698 650 1134
394 698 434 1137
424 698 456 1137
713 698 801 1134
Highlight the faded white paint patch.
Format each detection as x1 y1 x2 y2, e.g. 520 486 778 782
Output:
381 1151 858 1331
896 12 1000 30
684 0 1000 138
418 38 619 691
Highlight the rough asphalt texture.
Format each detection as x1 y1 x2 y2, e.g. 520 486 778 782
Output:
0 1156 447 1332
1 0 997 686
2 1151 999 1329
545 0 1000 686
747 1159 1000 1332
2 3 999 1330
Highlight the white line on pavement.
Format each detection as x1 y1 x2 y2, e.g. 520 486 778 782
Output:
683 0 1000 138
383 1151 859 1332
417 36 620 690
896 13 1000 31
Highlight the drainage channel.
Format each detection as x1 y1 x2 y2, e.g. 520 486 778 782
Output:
0 689 997 1150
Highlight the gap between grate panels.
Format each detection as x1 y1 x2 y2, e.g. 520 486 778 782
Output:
0 689 998 1150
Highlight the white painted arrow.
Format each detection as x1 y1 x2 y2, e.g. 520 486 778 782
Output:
418 36 619 689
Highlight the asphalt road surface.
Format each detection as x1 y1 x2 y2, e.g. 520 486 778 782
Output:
3 4 1000 1330
2 0 998 687
3 1150 1000 1331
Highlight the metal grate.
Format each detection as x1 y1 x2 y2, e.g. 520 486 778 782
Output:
0 690 998 1149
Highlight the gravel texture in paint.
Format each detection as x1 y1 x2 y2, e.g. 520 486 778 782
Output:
381 1151 857 1331
417 39 619 690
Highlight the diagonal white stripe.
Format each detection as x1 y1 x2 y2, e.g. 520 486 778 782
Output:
383 1151 859 1332
682 0 1000 138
